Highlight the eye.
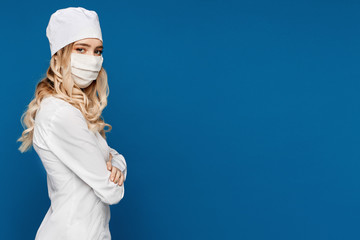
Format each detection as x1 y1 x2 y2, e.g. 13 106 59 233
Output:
95 50 103 55
76 48 85 53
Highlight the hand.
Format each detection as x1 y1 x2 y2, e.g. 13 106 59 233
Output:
106 153 124 186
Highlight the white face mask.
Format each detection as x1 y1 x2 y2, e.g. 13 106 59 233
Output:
70 52 104 88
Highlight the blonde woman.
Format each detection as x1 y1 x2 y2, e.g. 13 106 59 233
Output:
17 7 127 240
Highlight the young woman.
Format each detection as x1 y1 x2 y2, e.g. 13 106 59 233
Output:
17 7 127 239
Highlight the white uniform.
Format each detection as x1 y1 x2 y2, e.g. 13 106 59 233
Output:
32 95 127 240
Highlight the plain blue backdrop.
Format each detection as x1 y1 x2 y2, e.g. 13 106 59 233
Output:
1 0 360 239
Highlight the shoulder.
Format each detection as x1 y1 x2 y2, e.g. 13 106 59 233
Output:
35 96 85 133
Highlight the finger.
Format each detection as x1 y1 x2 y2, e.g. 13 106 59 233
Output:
118 172 124 186
109 153 113 161
110 167 117 181
106 161 112 171
114 170 121 184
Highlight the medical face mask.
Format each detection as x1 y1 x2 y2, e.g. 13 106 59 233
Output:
70 52 104 88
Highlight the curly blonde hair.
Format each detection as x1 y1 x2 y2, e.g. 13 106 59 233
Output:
17 42 112 153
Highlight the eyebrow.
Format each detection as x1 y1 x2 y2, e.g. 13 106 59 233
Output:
74 43 103 49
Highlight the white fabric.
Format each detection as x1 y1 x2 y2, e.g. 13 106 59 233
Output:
46 7 103 57
33 95 127 240
71 52 104 88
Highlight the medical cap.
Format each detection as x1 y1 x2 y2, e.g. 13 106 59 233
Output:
46 7 103 57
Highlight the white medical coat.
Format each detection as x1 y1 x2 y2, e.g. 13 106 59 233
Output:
32 95 127 240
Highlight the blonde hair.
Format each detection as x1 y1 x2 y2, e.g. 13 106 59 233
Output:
17 42 112 153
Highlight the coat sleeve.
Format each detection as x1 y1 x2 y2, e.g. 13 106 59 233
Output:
108 146 127 181
44 105 124 205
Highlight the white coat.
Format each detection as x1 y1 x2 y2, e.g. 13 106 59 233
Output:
32 95 127 240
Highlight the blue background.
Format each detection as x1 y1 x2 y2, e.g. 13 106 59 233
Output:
1 0 360 239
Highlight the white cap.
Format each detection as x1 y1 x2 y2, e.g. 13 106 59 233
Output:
46 7 103 57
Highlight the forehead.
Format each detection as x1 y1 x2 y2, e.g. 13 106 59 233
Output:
74 38 103 47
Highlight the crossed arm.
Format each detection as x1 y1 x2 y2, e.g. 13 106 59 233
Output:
106 151 126 186
45 104 127 205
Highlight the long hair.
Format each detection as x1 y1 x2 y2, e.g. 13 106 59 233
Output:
17 42 112 153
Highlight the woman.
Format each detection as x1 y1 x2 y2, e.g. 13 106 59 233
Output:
17 7 127 239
